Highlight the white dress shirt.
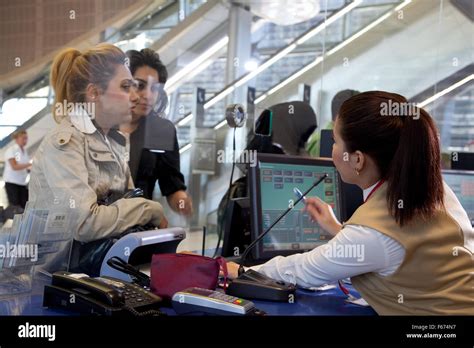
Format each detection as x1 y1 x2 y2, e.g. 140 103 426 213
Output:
250 181 473 289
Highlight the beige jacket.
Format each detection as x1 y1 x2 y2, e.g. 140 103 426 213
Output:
29 114 165 243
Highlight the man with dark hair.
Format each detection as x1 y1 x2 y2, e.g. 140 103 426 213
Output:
306 89 360 157
127 48 168 83
121 48 192 216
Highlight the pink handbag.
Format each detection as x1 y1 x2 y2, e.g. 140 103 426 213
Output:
150 253 228 301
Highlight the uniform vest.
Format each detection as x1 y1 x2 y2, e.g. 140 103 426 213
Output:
344 183 473 315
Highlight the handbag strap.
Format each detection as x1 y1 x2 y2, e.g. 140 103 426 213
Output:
215 256 228 291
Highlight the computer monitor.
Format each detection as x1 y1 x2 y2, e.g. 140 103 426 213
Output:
451 152 474 171
221 197 251 258
248 153 344 262
442 169 474 225
319 129 334 158
319 129 364 221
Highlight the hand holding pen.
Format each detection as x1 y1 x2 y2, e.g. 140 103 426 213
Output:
297 187 343 236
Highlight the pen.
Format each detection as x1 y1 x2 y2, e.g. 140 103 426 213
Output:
293 187 307 202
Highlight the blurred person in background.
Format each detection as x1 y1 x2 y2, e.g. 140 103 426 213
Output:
3 130 32 209
306 89 359 157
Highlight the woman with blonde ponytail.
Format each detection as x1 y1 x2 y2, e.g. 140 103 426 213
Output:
29 43 168 275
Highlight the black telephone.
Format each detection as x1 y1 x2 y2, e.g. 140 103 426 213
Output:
43 271 165 316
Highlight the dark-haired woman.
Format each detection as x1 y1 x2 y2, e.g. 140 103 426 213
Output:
120 48 192 216
226 91 473 315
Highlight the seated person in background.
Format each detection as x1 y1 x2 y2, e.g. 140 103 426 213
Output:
252 101 317 156
306 89 359 157
3 130 32 209
30 44 168 251
227 91 473 315
120 48 192 216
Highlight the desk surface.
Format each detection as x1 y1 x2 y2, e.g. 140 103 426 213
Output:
253 287 376 316
0 273 376 316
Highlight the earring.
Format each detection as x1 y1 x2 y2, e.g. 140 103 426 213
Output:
355 169 360 176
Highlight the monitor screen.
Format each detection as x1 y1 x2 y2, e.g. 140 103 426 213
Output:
451 152 474 171
249 154 343 261
320 129 334 158
442 170 474 224
318 129 363 221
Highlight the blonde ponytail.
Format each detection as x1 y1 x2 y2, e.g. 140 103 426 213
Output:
50 48 81 122
50 44 126 123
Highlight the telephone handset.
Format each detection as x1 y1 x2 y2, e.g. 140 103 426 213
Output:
43 271 165 316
